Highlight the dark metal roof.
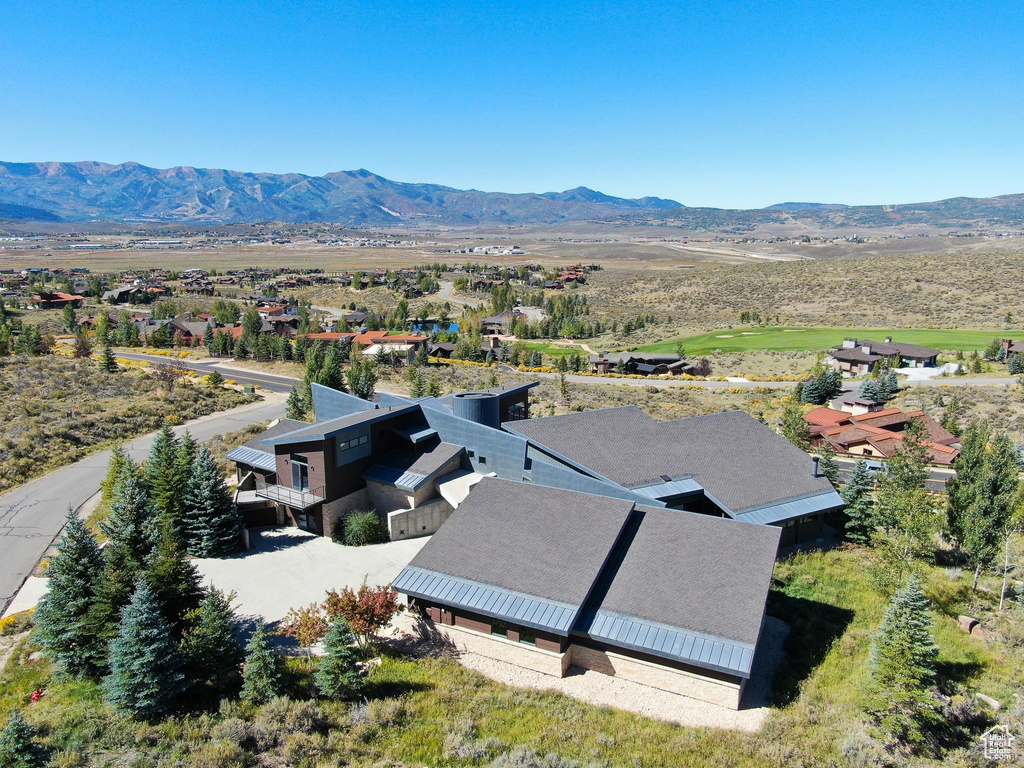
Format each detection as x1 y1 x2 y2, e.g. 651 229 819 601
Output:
362 443 464 491
394 566 579 634
261 405 417 446
504 406 835 514
225 446 277 473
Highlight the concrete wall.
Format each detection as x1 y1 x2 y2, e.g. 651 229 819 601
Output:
388 496 454 540
366 480 417 512
567 644 743 709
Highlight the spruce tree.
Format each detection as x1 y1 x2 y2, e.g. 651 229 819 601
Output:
183 445 242 557
83 472 158 674
428 373 442 398
409 368 425 398
0 709 49 768
172 431 198 503
779 401 811 450
867 575 939 749
180 587 244 694
1010 353 1024 375
240 620 282 705
315 617 365 700
102 580 187 719
100 445 136 512
817 439 840 486
841 460 875 544
34 510 104 678
100 344 118 372
144 425 180 526
859 379 882 402
143 522 203 634
285 386 308 420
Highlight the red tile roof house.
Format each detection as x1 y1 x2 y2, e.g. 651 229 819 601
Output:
30 291 84 309
805 406 960 466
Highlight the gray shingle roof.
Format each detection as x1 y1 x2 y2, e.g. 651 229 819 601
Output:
586 504 779 646
504 406 833 513
407 477 633 608
238 418 309 451
362 443 464 491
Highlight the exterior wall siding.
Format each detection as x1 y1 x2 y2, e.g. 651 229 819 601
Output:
387 496 454 540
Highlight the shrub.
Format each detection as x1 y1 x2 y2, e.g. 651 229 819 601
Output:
339 510 388 546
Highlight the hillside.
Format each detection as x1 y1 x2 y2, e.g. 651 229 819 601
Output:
0 161 681 226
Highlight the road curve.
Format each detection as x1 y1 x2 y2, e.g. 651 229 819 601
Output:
0 395 287 615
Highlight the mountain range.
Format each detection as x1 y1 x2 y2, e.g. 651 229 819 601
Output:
1 160 1023 231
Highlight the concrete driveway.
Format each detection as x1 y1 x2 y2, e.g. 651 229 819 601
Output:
193 527 428 623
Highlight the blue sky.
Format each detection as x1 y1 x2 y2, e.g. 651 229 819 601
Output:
2 1 1022 208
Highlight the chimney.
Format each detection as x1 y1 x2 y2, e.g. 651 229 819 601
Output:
843 338 856 349
862 345 871 355
885 336 892 344
812 456 821 478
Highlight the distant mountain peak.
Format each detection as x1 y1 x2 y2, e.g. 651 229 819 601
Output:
763 201 849 211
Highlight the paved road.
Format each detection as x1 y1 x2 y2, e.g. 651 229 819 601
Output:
115 352 297 393
438 280 483 308
834 457 953 491
0 395 286 615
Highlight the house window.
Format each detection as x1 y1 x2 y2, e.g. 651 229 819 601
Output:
491 619 508 638
518 627 536 646
467 450 475 458
478 456 486 465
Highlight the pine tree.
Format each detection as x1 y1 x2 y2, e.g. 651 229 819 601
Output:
841 460 875 544
428 373 442 397
144 425 180 526
0 709 49 768
859 379 882 402
83 472 158 674
780 401 810 450
100 344 119 372
314 617 365 700
240 620 282 705
867 575 939 749
409 368 425 398
817 439 840 486
1010 353 1024 375
100 445 136 513
800 375 823 404
102 580 187 719
180 587 244 694
34 510 104 678
143 522 203 634
285 386 308 420
183 445 242 557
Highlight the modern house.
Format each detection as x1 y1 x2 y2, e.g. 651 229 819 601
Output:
828 337 940 375
230 388 841 547
395 477 780 709
805 406 960 466
588 352 697 376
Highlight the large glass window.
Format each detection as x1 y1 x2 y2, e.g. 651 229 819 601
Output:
290 454 310 491
518 627 536 646
491 619 508 638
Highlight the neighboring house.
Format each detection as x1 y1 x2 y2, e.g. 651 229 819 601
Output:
828 337 940 375
102 285 141 304
31 291 84 309
805 406 960 466
395 477 779 710
589 352 695 376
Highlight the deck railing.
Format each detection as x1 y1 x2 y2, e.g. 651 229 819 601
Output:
254 478 325 510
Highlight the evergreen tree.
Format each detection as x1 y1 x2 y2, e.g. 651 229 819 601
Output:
859 379 882 402
415 344 429 367
1010 353 1024 375
84 472 157 674
946 421 990 546
73 330 92 358
144 425 180 526
34 510 103 678
0 709 49 768
347 358 377 400
817 439 840 485
100 445 135 512
779 401 810 450
172 431 197 507
143 522 203 634
102 581 187 719
183 445 242 557
180 587 244 694
314 617 365 699
409 368 425 398
99 344 118 372
800 375 823 404
427 373 442 398
867 575 939 749
285 386 308 420
240 620 282 705
841 460 875 544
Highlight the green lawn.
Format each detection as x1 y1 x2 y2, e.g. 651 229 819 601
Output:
519 341 585 357
636 327 1004 356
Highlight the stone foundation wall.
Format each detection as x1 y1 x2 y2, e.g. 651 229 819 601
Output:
321 487 371 537
567 644 743 709
432 622 568 676
366 481 417 513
